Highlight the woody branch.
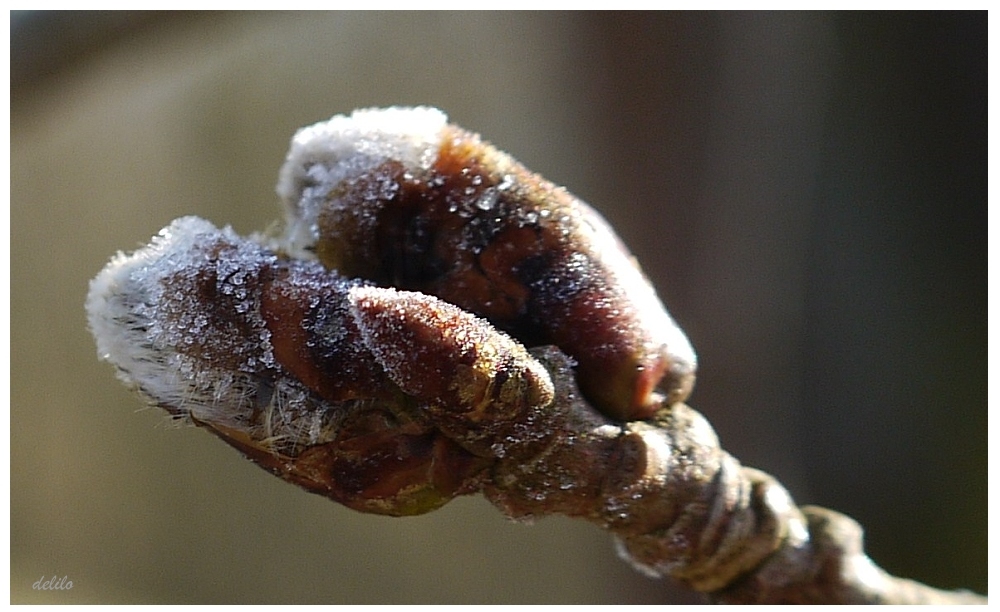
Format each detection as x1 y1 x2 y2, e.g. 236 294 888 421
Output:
465 348 985 604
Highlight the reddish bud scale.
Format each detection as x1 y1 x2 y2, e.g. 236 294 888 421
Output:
87 217 553 515
257 267 394 405
350 285 556 456
156 234 397 410
285 110 696 420
198 409 489 517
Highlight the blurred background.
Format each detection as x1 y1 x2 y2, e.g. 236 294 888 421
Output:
11 11 985 603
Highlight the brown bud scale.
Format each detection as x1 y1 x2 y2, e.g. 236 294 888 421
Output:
280 108 696 420
87 215 553 515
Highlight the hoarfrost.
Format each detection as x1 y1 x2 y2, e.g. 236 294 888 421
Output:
86 217 345 450
277 107 447 255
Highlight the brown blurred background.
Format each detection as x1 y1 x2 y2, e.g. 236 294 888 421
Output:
11 12 985 603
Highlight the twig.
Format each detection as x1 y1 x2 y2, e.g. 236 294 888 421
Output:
476 348 986 604
87 107 985 604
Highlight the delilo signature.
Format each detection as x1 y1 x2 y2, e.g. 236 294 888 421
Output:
32 575 73 591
